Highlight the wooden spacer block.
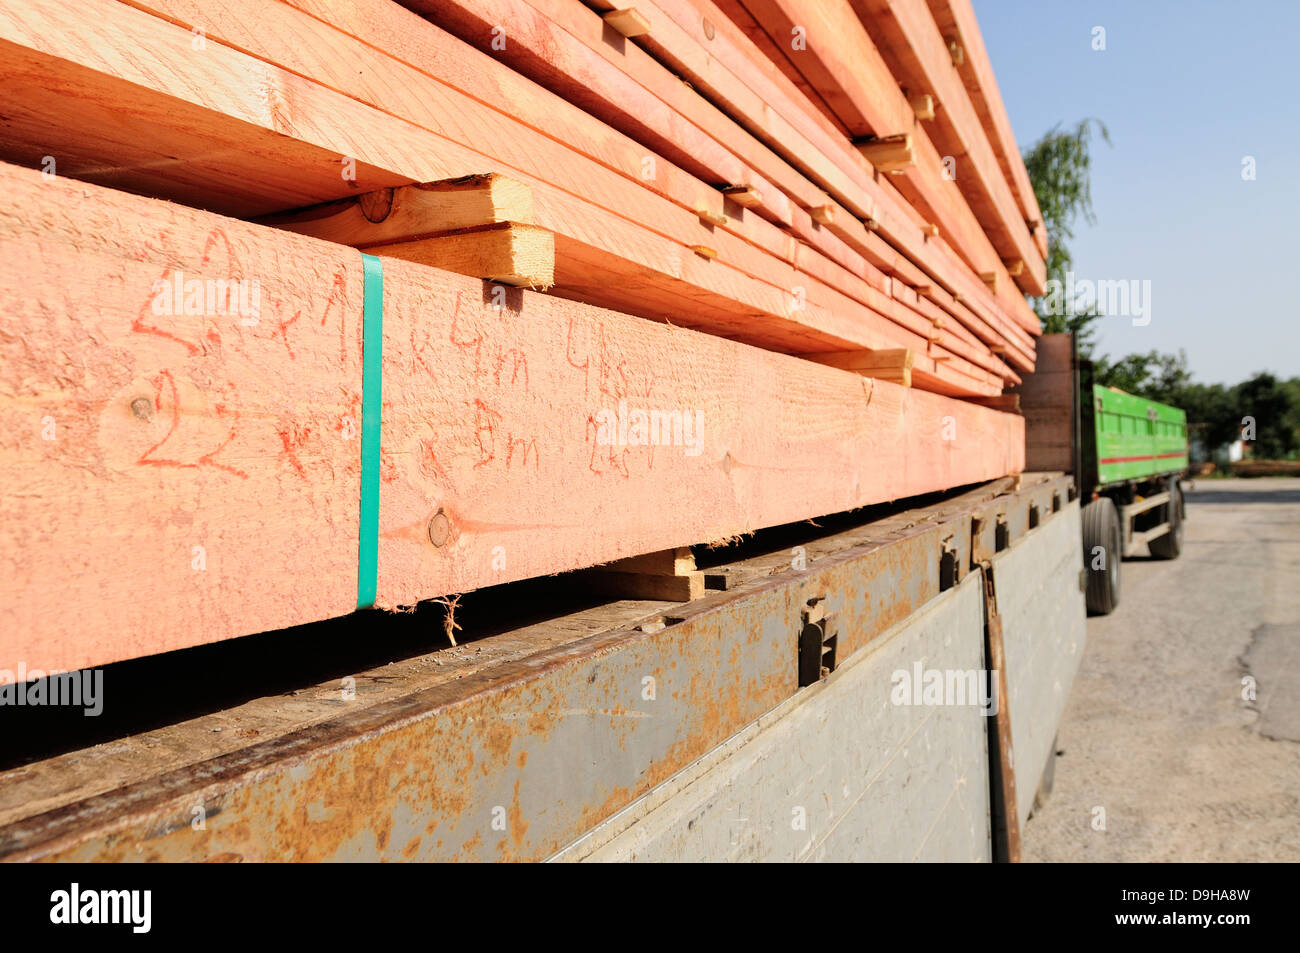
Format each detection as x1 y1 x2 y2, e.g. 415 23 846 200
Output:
603 8 652 38
856 134 915 173
980 271 999 293
922 223 939 238
689 244 717 259
260 174 534 245
697 207 728 226
947 38 965 66
365 221 555 288
723 185 763 208
589 547 704 601
811 204 835 225
965 394 1021 412
804 348 913 387
908 92 935 121
1003 258 1025 277
605 547 695 575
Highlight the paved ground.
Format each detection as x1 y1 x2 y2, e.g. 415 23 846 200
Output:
1022 478 1300 861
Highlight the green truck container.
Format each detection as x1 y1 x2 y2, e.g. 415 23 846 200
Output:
1016 334 1189 616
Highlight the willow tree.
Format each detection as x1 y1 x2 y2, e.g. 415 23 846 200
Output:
1022 119 1110 353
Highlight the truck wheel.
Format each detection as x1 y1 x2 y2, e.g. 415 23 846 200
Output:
1148 478 1184 560
1082 497 1122 615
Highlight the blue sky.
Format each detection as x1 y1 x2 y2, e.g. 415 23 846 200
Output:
974 0 1300 385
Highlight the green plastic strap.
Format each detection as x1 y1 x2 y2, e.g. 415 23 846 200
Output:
356 253 384 609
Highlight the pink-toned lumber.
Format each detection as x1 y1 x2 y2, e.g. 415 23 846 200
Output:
0 161 1024 676
0 0 1003 396
850 0 1047 295
926 0 1050 259
609 0 1042 337
733 0 1045 297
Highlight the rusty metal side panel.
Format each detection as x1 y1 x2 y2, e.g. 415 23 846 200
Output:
554 575 991 862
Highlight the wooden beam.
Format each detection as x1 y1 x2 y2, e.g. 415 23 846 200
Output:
0 0 1006 396
805 348 914 386
723 185 764 208
603 7 652 37
856 134 915 172
849 0 1046 294
0 160 1025 676
256 174 535 242
907 91 935 121
366 222 556 288
419 0 1037 343
262 179 553 287
928 0 1050 260
587 547 705 601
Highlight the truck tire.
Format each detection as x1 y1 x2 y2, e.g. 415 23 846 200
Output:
1082 496 1122 615
1148 478 1184 560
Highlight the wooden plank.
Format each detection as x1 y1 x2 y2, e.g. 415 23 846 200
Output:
849 0 1046 293
856 134 915 172
600 547 696 575
0 0 1005 396
0 160 1024 676
366 222 556 289
805 349 913 386
927 0 1050 259
603 7 653 37
459 0 1036 346
735 0 1012 287
587 546 704 600
256 174 536 242
663 0 1039 336
583 570 705 601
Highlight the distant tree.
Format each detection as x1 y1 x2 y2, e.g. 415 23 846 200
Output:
1235 373 1298 460
1094 349 1192 405
1022 119 1111 354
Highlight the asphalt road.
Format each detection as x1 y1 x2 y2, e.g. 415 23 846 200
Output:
1022 478 1300 861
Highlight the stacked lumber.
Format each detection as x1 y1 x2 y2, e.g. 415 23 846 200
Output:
0 0 1041 674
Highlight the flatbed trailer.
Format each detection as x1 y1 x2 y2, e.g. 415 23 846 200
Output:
1015 334 1189 615
0 473 1085 862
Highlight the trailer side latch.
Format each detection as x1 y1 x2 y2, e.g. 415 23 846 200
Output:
798 597 838 687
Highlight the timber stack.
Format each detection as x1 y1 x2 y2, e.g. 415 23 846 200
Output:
0 0 1047 674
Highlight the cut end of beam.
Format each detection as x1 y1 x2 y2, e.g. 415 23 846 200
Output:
811 204 835 225
603 8 651 38
804 348 913 387
907 92 935 121
259 174 535 246
723 185 763 209
366 222 555 289
856 134 915 173
588 547 703 601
